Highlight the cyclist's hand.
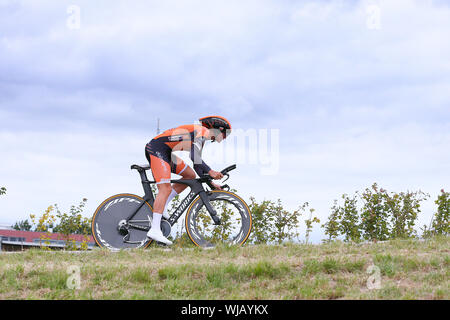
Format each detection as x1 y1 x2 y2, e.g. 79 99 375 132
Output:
208 170 224 180
211 182 222 190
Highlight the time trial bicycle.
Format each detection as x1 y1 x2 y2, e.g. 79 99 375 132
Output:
91 164 252 250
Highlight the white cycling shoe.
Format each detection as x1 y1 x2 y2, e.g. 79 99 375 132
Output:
147 228 173 245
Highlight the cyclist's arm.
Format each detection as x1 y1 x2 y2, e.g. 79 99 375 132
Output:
190 137 212 176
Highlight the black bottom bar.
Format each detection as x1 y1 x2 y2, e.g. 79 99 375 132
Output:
1 300 446 318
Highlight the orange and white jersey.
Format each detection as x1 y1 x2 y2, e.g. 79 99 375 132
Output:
153 124 209 151
146 124 211 177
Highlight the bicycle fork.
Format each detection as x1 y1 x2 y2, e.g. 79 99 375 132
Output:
167 178 222 226
199 191 221 225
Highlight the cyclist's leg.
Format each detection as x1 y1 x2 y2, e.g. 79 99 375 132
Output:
170 154 196 194
152 170 172 213
157 155 196 219
147 164 173 244
145 140 173 212
145 142 173 244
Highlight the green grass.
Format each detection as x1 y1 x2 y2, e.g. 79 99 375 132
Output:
0 236 449 299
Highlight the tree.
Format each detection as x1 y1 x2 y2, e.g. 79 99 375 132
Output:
12 219 33 231
0 187 6 196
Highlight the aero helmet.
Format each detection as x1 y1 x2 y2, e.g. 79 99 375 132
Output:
199 116 232 138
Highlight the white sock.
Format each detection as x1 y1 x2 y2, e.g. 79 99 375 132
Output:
163 189 178 217
151 212 162 231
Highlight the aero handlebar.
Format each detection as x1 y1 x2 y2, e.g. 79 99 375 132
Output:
200 164 237 191
221 164 237 175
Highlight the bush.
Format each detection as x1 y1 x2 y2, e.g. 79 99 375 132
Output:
29 198 91 250
339 194 361 242
304 208 320 244
386 190 428 239
270 199 303 244
359 183 391 242
248 197 312 244
247 197 274 244
323 193 362 242
52 198 91 250
423 189 449 237
322 183 430 242
30 205 57 249
53 198 91 235
322 200 341 242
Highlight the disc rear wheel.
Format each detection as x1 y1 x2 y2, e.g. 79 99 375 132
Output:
91 194 153 250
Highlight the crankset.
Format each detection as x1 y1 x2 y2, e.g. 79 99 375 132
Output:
117 219 171 244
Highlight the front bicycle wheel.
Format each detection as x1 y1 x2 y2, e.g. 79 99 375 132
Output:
91 194 153 250
185 191 252 248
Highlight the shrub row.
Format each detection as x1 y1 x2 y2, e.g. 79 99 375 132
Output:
5 184 449 246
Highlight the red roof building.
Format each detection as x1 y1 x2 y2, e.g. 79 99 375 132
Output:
0 229 96 248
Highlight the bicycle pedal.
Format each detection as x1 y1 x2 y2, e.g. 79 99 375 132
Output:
160 220 172 237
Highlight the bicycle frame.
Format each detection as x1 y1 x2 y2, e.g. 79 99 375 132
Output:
126 166 222 227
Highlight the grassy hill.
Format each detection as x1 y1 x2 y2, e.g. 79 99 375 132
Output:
0 237 448 299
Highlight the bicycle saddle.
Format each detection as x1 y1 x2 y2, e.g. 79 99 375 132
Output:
131 164 151 171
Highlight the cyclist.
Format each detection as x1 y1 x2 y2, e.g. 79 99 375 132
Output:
145 116 232 245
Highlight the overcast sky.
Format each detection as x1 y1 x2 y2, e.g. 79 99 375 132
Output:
1 0 449 243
